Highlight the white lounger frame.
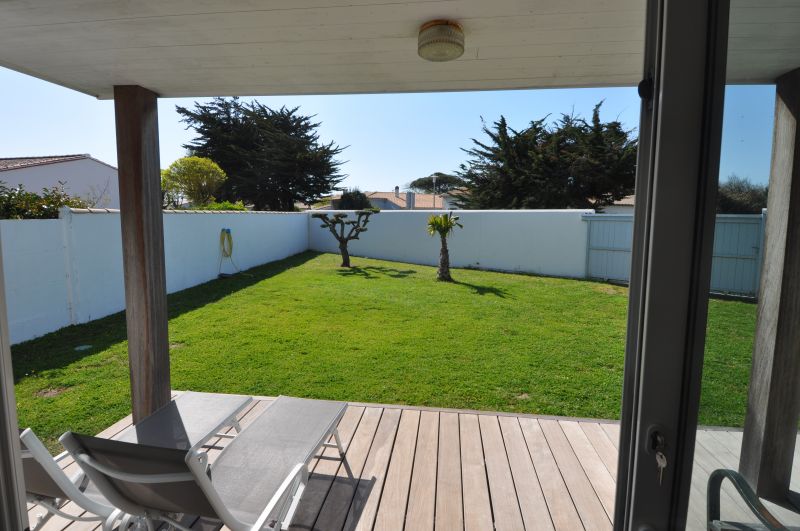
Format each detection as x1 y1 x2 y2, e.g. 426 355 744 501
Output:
20 428 141 531
66 426 346 531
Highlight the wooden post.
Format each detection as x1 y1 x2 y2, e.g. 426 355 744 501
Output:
114 85 170 423
740 67 800 501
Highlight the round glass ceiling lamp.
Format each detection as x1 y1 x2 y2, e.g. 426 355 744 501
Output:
418 20 465 62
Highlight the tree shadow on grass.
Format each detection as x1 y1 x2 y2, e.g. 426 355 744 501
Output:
11 251 322 381
336 265 417 280
452 280 509 298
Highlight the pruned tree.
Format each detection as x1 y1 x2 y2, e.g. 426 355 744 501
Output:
427 212 463 281
312 209 379 267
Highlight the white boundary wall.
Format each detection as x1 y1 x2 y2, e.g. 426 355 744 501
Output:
0 208 763 344
2 209 593 344
308 210 592 278
1 210 308 344
1 219 72 344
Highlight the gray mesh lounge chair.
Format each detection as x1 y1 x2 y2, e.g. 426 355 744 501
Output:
61 396 348 531
20 428 145 531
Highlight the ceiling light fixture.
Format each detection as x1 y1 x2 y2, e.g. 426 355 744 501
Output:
418 20 464 62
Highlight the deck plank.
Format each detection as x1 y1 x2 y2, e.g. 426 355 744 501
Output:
697 430 800 526
459 414 493 531
288 405 366 531
43 397 800 531
373 409 420 531
538 419 611 531
705 430 741 458
432 412 460 531
518 417 584 531
498 416 554 531
691 430 799 527
343 407 401 531
313 407 383 531
600 424 619 450
479 415 525 531
707 430 800 492
695 431 800 527
687 441 727 529
579 423 618 481
406 411 440 531
560 420 616 521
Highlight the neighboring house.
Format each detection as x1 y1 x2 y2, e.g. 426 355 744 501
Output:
0 154 119 208
326 186 459 210
602 194 635 214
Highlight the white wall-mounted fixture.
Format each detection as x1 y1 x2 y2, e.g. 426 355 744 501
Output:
418 20 464 62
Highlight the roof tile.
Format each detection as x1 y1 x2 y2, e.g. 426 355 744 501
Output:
0 154 90 171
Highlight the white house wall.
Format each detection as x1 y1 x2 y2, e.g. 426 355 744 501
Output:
0 158 120 208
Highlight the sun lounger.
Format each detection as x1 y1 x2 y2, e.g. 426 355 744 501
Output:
24 391 251 530
61 396 348 531
115 391 252 450
20 428 142 531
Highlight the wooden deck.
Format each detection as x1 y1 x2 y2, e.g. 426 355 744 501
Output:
28 396 800 531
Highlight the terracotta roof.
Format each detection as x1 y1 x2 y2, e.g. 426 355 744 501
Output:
0 154 91 171
367 192 444 209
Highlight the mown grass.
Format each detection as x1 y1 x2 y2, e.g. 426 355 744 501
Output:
12 251 755 450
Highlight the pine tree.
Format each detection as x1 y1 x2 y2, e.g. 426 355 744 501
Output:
455 103 637 210
177 98 345 211
407 173 465 194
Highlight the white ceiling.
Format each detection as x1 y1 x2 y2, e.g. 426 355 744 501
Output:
0 0 797 99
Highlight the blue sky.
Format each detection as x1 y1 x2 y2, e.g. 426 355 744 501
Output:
0 66 776 190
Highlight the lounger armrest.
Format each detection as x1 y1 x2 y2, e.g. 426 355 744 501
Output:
251 463 306 531
707 469 787 530
22 429 116 519
54 450 70 463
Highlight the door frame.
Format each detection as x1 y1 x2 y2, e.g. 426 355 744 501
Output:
615 0 730 528
0 231 29 530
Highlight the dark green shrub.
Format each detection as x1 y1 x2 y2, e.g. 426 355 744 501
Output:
199 200 247 211
0 182 87 219
337 188 372 210
717 175 768 214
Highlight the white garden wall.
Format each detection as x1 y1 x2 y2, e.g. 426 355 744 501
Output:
1 210 308 344
308 210 592 278
2 208 756 345
0 219 72 343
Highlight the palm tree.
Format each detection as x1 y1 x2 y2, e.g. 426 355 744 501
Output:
427 212 463 281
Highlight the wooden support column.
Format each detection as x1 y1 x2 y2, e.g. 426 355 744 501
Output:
740 67 800 501
114 85 170 423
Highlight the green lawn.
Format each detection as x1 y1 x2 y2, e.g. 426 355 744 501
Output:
12 251 756 450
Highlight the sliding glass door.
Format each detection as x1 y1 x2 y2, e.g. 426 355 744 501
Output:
615 0 730 528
